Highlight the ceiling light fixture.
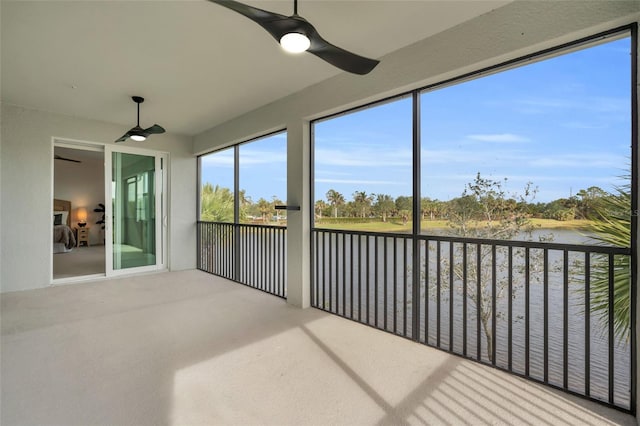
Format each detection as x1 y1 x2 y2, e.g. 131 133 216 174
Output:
208 0 379 75
280 32 310 53
115 96 165 143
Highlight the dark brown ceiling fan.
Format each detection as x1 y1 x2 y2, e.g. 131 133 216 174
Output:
115 96 165 143
208 0 380 75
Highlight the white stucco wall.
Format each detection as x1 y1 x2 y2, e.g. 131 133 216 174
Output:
0 104 196 292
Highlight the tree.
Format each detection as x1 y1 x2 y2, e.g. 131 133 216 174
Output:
446 194 479 235
326 189 345 218
421 198 443 221
395 196 412 213
238 189 251 207
395 195 412 225
543 197 577 221
373 194 395 222
343 201 358 218
238 189 252 221
438 173 546 361
575 186 607 220
353 191 373 218
271 196 284 221
200 183 234 222
315 200 328 218
256 198 271 222
589 180 631 342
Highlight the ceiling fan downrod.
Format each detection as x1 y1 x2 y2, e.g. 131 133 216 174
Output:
132 96 144 127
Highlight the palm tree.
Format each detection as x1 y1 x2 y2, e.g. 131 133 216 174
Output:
421 197 444 221
271 196 283 221
315 200 328 218
589 180 631 342
238 189 252 222
353 191 373 218
256 198 271 222
326 189 345 218
200 183 234 222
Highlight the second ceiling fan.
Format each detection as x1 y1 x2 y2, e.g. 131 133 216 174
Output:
208 0 380 75
115 96 166 143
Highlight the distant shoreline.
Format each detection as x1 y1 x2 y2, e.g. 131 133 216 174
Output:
313 218 595 233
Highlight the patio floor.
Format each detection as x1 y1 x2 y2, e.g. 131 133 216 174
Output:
1 270 635 425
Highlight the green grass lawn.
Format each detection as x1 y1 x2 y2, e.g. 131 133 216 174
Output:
528 218 594 230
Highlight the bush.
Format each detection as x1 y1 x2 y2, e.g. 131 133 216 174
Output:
552 208 575 221
315 217 380 225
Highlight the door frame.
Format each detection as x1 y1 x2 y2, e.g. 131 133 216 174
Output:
51 138 169 284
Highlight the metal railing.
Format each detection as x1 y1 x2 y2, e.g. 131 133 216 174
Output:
197 221 287 298
311 228 633 411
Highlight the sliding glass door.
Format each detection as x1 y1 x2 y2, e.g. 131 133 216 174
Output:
106 146 167 275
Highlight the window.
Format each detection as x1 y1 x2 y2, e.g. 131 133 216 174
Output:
313 96 413 232
310 28 635 409
239 133 287 225
199 131 286 224
199 147 235 222
420 36 631 244
312 34 633 245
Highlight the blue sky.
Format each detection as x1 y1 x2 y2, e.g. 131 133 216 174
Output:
202 35 631 204
200 133 287 203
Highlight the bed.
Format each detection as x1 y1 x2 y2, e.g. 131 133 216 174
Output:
53 199 76 253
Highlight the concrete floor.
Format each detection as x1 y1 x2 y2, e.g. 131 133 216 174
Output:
1 270 635 426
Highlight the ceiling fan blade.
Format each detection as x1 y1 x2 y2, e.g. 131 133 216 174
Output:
208 0 379 75
208 0 291 41
54 154 81 163
115 130 133 143
307 31 379 75
143 124 166 136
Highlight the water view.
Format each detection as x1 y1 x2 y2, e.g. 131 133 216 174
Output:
310 228 631 408
198 32 633 411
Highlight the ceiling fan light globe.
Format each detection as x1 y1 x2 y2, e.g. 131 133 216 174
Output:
280 32 310 53
130 134 146 142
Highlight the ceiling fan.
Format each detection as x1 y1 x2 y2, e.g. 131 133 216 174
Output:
208 0 380 75
54 154 81 163
115 96 166 143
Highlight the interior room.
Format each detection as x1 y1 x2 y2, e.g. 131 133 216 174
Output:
53 146 106 279
1 1 638 425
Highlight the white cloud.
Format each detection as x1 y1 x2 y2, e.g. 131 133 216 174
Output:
467 133 530 143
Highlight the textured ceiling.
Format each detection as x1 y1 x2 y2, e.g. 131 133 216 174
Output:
1 0 509 137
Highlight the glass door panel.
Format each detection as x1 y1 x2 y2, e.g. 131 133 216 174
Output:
111 152 158 270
